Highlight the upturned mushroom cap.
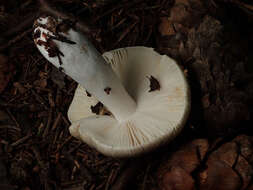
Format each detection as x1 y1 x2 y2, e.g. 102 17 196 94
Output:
68 47 190 157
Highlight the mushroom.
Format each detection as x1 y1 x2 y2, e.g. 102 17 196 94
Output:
33 16 191 157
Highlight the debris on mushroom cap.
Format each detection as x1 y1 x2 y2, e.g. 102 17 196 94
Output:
104 87 111 95
68 47 190 157
33 16 76 68
147 75 160 92
67 84 113 124
91 102 103 115
90 101 111 116
86 90 91 97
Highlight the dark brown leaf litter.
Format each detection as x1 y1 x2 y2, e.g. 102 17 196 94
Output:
157 0 253 136
50 67 66 89
0 0 253 189
187 15 252 135
0 54 15 93
157 135 253 190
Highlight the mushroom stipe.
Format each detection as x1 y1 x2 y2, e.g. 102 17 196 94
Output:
34 15 191 157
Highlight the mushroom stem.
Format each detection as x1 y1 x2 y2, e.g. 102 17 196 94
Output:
62 36 137 121
33 17 136 121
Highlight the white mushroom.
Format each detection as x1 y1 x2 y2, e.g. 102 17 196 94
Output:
33 16 191 157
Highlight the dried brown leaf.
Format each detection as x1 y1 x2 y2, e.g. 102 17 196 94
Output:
161 166 195 190
199 159 241 190
159 17 175 36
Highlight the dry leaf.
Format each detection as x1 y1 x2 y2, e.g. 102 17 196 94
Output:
159 17 175 36
199 159 241 190
161 166 195 190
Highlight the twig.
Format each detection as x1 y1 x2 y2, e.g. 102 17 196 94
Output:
31 89 49 109
113 21 138 47
105 169 116 190
141 164 151 190
5 109 21 129
97 181 106 190
67 141 82 154
10 133 31 147
52 125 61 146
60 180 84 187
0 139 9 145
51 112 61 131
42 108 52 138
39 0 91 35
31 145 51 190
94 0 144 22
89 184 96 190
235 1 253 15
48 92 55 107
55 136 72 153
133 5 160 10
143 26 153 44
61 113 71 126
109 18 127 31
0 125 21 132
7 90 30 104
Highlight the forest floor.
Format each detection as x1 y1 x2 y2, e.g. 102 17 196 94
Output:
0 0 253 190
